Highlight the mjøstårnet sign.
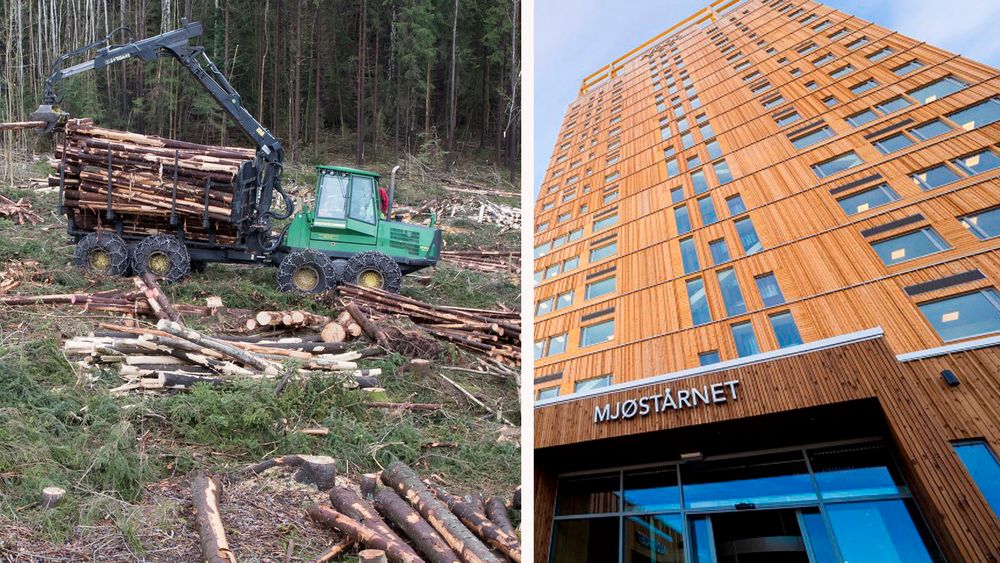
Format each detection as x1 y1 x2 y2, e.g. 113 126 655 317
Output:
593 379 740 423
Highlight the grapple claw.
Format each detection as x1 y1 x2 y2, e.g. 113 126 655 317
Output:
28 105 68 133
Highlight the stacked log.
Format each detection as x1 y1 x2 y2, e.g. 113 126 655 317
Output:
441 250 520 276
339 285 520 366
303 461 519 563
52 119 255 243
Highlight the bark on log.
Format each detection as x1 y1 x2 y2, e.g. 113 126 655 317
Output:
142 272 182 323
361 473 380 500
328 487 420 562
430 485 520 562
485 496 517 538
156 319 275 374
306 505 425 563
373 488 462 563
316 537 355 563
360 550 389 563
380 461 501 563
345 302 388 345
190 472 237 563
0 120 46 131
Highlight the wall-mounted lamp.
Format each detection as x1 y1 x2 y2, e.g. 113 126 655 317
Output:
941 369 960 387
680 451 704 462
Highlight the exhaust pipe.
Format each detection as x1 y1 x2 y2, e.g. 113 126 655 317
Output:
387 165 400 219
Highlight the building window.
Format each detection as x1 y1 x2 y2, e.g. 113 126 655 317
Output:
830 64 855 78
714 160 734 184
962 207 1000 240
680 237 700 274
568 228 584 241
536 298 553 315
557 212 572 223
953 149 1000 175
868 47 894 62
837 183 901 215
823 96 839 108
812 53 834 67
726 194 747 215
876 96 912 115
769 311 803 347
544 263 561 279
688 155 702 169
805 80 818 91
665 156 679 177
700 122 715 140
681 132 694 149
706 139 723 159
790 126 835 150
698 196 718 225
912 164 960 190
563 256 580 272
717 268 748 316
845 36 869 49
918 289 1000 341
952 440 1000 518
873 133 914 154
731 321 760 357
698 350 721 365
580 319 615 347
709 239 731 264
908 75 967 104
871 227 950 266
574 375 612 393
555 291 574 310
762 95 785 109
892 59 923 75
755 273 786 307
812 151 864 178
603 190 618 204
535 386 559 400
846 109 878 127
671 186 685 203
593 214 618 232
536 333 567 359
691 169 709 193
947 98 1000 130
687 278 712 325
828 27 850 40
585 276 617 300
909 119 951 141
850 79 879 94
735 217 763 254
775 111 801 126
675 205 692 234
590 242 617 263
536 222 549 233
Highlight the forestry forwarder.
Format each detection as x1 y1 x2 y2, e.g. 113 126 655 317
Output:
30 20 441 294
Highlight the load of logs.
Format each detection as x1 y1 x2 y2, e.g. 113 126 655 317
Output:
338 284 520 366
51 118 255 244
441 250 520 276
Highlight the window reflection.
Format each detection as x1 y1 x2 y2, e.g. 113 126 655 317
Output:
623 514 685 563
682 451 816 509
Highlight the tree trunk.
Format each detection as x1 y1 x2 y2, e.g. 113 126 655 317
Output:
446 0 459 169
356 0 367 165
431 485 521 562
374 488 462 563
307 505 425 563
329 487 422 562
190 472 237 563
380 461 501 563
485 496 516 537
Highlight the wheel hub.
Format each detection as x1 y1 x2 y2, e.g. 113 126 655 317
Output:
89 250 111 273
359 270 384 288
148 253 171 275
294 266 320 291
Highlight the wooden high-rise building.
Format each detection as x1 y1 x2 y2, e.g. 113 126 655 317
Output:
533 0 1000 561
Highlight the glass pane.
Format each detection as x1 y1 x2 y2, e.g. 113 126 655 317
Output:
731 321 760 357
809 443 909 500
671 187 685 203
682 451 816 509
791 127 834 149
691 170 709 193
756 273 785 306
551 517 620 563
575 375 611 392
675 206 692 235
687 278 712 326
586 277 617 300
591 243 617 262
851 79 878 94
726 195 747 215
536 387 559 400
623 466 680 512
556 473 620 515
594 214 619 231
837 184 900 215
813 151 863 178
735 217 763 254
564 256 580 271
912 164 960 190
681 238 700 275
534 340 545 360
548 334 568 355
698 197 718 225
893 60 923 75
581 319 615 347
689 516 714 563
707 140 723 159
800 509 839 563
917 289 1000 341
871 228 949 266
714 160 734 184
874 133 913 154
317 174 349 219
776 111 801 126
709 239 731 265
717 268 747 316
827 500 936 563
556 291 574 310
699 351 721 365
623 514 685 563
962 207 1000 239
952 150 1000 175
667 158 680 177
908 76 966 104
847 110 878 127
536 299 553 315
947 98 1000 130
349 176 376 223
909 119 951 140
770 312 803 347
953 441 1000 518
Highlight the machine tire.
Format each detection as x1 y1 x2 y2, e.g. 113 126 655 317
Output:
277 249 337 294
344 250 403 293
74 232 130 277
132 235 191 283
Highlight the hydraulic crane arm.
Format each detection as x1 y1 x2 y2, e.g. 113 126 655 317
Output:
31 19 293 232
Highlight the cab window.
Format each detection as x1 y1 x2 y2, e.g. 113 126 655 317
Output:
349 175 376 224
317 174 349 219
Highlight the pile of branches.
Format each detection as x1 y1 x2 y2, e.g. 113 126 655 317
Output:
52 119 255 244
0 260 51 293
65 320 380 394
0 193 42 225
339 284 520 366
441 250 520 276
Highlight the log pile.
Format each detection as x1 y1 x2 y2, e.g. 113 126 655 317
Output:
52 119 255 243
64 321 381 394
0 193 43 225
441 250 520 276
302 460 520 563
338 284 520 366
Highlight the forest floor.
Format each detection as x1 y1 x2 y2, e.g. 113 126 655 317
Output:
0 145 521 562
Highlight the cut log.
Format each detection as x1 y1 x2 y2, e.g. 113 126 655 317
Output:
374 488 462 563
40 486 66 509
345 302 388 345
156 319 276 374
306 505 425 563
361 473 380 500
485 496 517 538
316 537 355 563
430 484 520 562
321 321 347 343
381 461 502 563
328 487 421 562
190 472 237 563
366 402 443 412
0 120 46 131
360 550 389 563
248 455 337 490
142 272 183 323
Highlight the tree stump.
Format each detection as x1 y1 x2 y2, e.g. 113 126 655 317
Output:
40 486 66 509
359 549 389 563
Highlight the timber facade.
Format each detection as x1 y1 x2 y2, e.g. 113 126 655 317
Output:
533 0 1000 561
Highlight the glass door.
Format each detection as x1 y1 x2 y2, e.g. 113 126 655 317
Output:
689 508 814 563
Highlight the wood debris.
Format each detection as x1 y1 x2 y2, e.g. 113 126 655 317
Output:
441 249 520 276
0 194 43 225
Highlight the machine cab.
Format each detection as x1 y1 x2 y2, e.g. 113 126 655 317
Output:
310 166 382 245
